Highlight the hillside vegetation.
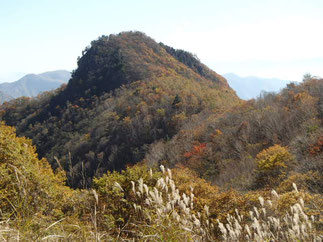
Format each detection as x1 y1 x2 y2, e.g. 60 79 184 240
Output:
1 31 239 188
0 122 321 240
146 78 323 191
0 31 322 241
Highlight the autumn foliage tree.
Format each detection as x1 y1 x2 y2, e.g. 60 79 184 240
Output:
255 144 294 188
0 122 73 220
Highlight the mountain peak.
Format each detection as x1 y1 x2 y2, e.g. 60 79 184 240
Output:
65 31 234 102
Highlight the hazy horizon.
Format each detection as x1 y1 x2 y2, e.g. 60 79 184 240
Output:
1 0 323 82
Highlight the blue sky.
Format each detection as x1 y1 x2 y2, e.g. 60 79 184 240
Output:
1 0 323 82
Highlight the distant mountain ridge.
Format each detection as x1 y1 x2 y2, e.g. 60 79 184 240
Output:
0 72 26 83
0 91 13 103
0 70 70 102
224 73 292 100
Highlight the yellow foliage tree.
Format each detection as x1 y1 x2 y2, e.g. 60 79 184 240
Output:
255 144 294 187
0 122 73 220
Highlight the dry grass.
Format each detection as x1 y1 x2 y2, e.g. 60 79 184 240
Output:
1 165 321 241
217 184 322 241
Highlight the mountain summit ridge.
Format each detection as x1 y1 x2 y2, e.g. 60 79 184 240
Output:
62 31 234 101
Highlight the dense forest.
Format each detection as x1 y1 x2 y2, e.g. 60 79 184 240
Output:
0 31 322 241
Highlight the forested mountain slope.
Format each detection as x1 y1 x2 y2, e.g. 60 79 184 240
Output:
145 78 323 191
0 31 239 187
0 31 322 240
